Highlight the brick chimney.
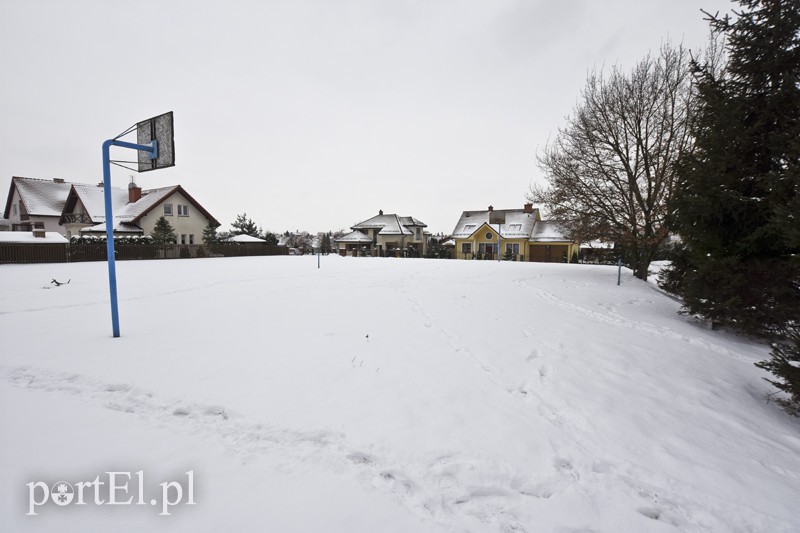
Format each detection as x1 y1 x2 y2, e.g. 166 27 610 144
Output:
53 178 65 184
128 178 142 203
523 203 534 214
488 205 493 212
379 209 383 216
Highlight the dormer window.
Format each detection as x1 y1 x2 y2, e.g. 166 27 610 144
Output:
463 224 476 232
507 224 522 231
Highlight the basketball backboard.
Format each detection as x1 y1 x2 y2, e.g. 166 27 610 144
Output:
489 210 506 225
136 111 175 172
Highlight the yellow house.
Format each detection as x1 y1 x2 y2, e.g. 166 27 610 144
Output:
451 204 579 262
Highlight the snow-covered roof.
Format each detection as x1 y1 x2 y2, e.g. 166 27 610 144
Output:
581 240 615 249
0 231 68 243
2 176 219 230
225 234 266 243
442 239 456 246
5 177 73 218
528 220 571 242
397 216 426 228
59 183 219 227
351 213 425 236
452 208 539 239
80 222 143 234
67 183 128 222
335 230 373 243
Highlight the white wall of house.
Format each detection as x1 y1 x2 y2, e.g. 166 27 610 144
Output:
138 191 211 245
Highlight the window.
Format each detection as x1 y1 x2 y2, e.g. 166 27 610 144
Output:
485 232 493 240
463 224 476 232
461 243 472 254
506 243 520 254
189 234 195 245
177 205 189 216
12 203 17 216
181 234 187 245
415 228 421 239
163 203 173 216
507 224 522 232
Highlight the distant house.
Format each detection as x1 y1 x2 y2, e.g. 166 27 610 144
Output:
336 210 430 257
451 204 579 262
3 176 219 245
3 177 72 233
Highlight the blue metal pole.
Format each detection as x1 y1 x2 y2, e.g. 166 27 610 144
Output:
498 224 502 262
101 138 156 338
102 140 121 337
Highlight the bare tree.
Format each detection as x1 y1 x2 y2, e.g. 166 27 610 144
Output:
530 43 698 280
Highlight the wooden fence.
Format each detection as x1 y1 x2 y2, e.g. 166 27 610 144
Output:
0 243 288 265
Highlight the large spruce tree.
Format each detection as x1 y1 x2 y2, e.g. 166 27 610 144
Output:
665 0 800 336
151 216 177 244
665 0 800 413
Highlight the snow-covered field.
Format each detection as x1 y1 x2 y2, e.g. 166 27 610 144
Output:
1 256 798 532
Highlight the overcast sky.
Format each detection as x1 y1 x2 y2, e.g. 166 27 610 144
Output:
1 0 733 235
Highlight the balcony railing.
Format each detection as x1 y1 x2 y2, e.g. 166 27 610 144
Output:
62 213 93 224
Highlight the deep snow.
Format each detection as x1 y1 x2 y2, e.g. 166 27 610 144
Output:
1 256 798 532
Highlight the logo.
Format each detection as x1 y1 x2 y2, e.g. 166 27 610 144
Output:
51 482 74 506
27 471 195 516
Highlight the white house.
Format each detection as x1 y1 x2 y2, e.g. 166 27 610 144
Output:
336 210 430 257
3 176 219 245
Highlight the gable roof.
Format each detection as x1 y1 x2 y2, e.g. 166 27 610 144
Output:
7 177 220 228
352 212 426 236
452 208 540 239
59 183 220 227
4 177 73 218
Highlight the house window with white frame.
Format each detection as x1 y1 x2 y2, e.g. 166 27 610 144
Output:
461 242 472 254
177 205 189 216
12 203 17 216
163 203 173 216
505 243 520 255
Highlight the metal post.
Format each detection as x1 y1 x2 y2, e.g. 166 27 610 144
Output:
617 256 622 286
102 140 120 338
318 252 320 269
101 138 156 338
497 224 502 262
